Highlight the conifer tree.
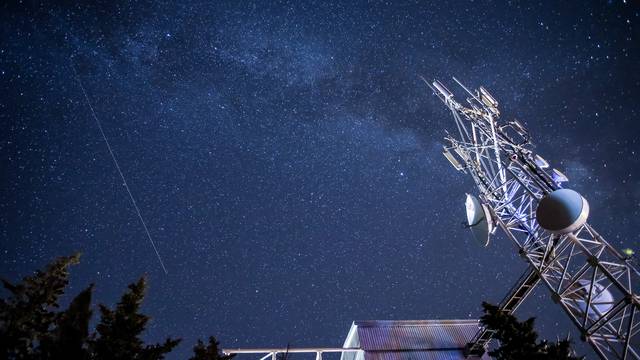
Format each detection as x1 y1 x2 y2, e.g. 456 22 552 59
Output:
0 253 81 359
39 284 94 359
90 277 181 360
480 302 583 360
190 336 236 360
1 254 237 360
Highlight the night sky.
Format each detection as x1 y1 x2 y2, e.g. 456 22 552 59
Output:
2 1 639 358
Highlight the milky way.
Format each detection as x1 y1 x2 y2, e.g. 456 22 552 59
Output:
2 2 639 358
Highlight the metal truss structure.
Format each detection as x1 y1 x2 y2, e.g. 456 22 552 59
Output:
425 77 640 359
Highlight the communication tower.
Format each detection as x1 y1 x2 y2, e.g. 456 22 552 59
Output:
426 77 640 359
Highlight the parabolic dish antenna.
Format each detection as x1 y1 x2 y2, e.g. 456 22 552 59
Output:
465 194 494 247
568 280 615 319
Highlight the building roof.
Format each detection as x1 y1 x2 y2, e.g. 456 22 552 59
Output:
341 320 490 360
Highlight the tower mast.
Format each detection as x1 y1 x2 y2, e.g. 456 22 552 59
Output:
426 77 640 359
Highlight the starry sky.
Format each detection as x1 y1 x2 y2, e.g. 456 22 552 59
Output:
1 1 639 358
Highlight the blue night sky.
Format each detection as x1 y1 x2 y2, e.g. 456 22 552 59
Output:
1 1 639 358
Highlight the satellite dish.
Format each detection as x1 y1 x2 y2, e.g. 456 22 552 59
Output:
465 194 494 247
567 280 614 319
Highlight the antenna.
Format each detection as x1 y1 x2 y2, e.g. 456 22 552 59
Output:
427 77 640 359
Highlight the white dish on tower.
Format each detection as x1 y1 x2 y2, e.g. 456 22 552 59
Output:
465 194 494 247
568 280 614 319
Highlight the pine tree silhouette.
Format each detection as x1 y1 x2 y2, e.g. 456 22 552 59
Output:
1 254 210 359
480 302 583 360
190 336 236 360
90 277 181 360
0 253 81 359
40 284 94 359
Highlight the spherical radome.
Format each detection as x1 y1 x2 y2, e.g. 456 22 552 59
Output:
536 189 589 234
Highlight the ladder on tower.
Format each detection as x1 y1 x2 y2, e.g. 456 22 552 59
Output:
465 268 540 356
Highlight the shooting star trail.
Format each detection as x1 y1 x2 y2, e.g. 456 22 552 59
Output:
71 60 169 275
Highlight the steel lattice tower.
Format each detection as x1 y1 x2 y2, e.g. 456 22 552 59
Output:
426 77 640 359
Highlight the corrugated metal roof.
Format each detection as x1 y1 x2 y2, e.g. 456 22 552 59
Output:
341 320 490 360
356 320 480 351
364 350 474 360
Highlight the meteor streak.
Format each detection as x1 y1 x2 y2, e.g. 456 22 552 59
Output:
71 59 168 275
